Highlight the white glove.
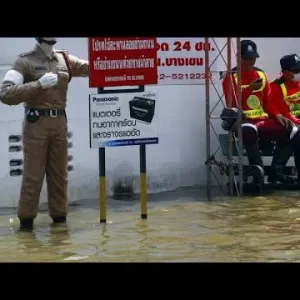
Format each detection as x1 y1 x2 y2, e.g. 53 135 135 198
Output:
38 72 58 89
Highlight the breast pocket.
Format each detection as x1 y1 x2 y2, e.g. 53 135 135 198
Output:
32 70 48 81
56 66 69 82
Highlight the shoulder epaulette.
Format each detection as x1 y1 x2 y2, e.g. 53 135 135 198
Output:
56 49 68 54
19 50 35 57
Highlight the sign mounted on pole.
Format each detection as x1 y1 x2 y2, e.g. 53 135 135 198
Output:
88 37 158 88
89 91 159 148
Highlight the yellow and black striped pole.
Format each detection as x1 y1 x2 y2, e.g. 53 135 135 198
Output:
139 144 147 219
99 147 107 223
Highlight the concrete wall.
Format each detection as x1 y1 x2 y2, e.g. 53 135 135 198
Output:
0 37 299 207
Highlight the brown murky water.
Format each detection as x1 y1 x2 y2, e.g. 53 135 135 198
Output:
1 187 300 262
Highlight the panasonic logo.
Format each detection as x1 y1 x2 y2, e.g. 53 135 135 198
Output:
92 96 119 102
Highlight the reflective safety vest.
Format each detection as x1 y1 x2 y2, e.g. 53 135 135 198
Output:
233 70 268 119
275 80 300 117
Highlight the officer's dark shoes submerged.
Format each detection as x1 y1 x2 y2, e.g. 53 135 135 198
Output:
52 216 67 224
19 219 34 231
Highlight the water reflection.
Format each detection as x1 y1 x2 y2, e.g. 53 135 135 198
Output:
1 188 300 262
12 224 76 261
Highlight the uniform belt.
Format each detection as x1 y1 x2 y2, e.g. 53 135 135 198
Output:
25 108 65 118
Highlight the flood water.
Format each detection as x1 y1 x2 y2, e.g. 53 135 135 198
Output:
1 186 300 262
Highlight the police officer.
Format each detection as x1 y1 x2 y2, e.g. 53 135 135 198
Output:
0 38 89 230
222 40 295 184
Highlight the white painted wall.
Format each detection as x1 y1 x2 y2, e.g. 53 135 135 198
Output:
0 37 299 208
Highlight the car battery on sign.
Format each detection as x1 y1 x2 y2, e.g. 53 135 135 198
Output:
129 97 156 124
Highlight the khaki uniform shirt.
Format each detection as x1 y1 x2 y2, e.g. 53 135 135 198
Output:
0 44 89 109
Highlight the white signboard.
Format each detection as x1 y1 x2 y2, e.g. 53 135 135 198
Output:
157 37 218 85
89 91 159 148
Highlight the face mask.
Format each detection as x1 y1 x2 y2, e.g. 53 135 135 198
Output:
294 73 300 82
35 37 57 57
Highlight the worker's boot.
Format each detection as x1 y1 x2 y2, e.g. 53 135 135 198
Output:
242 126 264 185
293 143 300 185
244 141 264 185
19 218 34 231
269 142 296 184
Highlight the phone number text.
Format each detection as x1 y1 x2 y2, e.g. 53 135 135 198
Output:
159 73 212 80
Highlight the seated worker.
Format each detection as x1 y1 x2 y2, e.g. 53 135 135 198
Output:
222 39 296 184
267 54 300 184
